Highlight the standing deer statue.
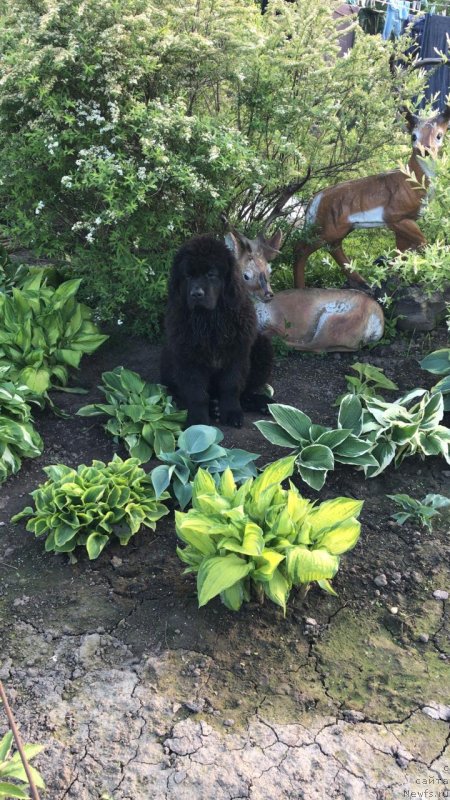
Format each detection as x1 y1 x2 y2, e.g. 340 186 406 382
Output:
293 107 450 289
225 228 384 352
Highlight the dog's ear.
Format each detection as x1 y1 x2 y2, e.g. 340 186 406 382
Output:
223 247 244 307
168 249 187 301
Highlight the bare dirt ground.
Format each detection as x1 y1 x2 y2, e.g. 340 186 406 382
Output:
0 328 449 800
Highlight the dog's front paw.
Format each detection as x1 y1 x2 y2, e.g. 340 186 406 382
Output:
224 408 243 428
209 397 220 421
241 393 270 414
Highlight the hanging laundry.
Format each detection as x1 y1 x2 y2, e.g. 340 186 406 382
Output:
415 13 450 111
383 0 410 39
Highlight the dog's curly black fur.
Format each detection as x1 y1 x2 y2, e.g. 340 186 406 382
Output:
161 235 273 427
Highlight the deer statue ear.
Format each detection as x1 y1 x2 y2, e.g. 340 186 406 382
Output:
224 231 240 257
401 106 419 132
257 229 283 262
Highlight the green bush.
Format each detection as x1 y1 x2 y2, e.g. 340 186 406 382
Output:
176 456 362 613
0 0 420 335
388 492 450 532
0 270 108 395
0 367 43 483
77 367 187 461
12 455 170 559
151 424 260 509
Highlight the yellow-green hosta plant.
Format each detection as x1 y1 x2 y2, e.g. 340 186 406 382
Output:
176 456 363 613
12 455 170 560
0 270 108 395
0 367 43 483
0 730 45 799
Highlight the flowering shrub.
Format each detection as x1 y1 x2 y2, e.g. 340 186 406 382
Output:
0 0 419 335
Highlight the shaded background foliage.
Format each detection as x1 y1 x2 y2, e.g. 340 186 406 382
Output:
0 0 424 336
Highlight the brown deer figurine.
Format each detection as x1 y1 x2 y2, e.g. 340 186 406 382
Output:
225 228 384 352
293 107 450 289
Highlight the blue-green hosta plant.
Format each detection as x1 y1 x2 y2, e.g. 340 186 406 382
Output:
0 368 43 483
0 270 108 395
77 367 187 462
0 730 45 799
12 455 170 560
387 492 450 532
176 455 363 613
420 348 450 411
341 390 450 477
255 403 377 490
151 424 260 509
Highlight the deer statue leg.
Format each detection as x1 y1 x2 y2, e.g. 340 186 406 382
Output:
329 242 368 288
293 241 320 288
389 220 426 252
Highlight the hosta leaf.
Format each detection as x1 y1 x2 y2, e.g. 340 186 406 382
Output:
333 434 372 458
151 464 174 498
219 468 236 499
298 444 334 471
315 429 350 449
0 732 13 762
153 428 175 455
178 425 222 454
197 554 253 607
297 463 327 491
175 511 218 554
54 349 82 368
364 440 396 478
262 568 290 614
128 437 153 463
221 522 264 556
421 392 444 430
220 580 245 611
252 549 285 581
254 420 300 448
317 579 339 596
173 480 193 510
338 395 363 434
420 349 450 375
251 456 295 500
308 498 363 536
315 519 361 554
18 366 50 394
285 546 339 585
267 403 312 441
86 532 110 560
192 468 217 498
0 783 30 798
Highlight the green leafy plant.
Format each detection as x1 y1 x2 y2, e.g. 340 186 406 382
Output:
420 348 450 411
12 455 170 560
176 455 363 613
255 403 377 490
387 492 450 532
340 390 450 477
0 368 43 484
151 424 260 510
77 367 187 462
0 730 45 799
338 361 398 401
0 270 108 395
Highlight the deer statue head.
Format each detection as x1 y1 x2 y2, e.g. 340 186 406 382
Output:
403 106 450 160
224 228 283 302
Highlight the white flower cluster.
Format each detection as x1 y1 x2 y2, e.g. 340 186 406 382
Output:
35 201 45 215
137 166 146 180
61 175 73 189
45 136 59 156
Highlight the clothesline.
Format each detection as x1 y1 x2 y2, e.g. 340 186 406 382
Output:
349 0 450 10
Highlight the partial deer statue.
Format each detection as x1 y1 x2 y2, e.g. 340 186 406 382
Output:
293 107 450 289
224 227 384 352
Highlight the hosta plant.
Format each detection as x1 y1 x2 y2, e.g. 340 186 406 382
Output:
420 348 450 411
12 455 170 560
176 455 363 613
338 362 398 402
0 368 43 483
388 492 450 532
77 367 187 462
255 403 377 490
342 390 450 477
0 270 108 395
0 730 45 799
151 424 260 510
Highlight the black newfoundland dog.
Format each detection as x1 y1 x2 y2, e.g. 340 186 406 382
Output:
161 235 273 427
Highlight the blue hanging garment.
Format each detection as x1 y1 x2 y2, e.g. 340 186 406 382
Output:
383 0 410 40
418 14 450 111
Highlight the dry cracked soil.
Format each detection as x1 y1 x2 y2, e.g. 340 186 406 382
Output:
0 328 449 800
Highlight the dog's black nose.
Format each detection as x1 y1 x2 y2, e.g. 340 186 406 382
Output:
190 287 205 299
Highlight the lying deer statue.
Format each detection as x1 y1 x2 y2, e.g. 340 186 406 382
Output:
293 107 450 289
225 229 384 352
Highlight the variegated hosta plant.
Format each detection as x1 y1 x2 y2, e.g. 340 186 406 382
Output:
0 270 108 395
12 455 170 560
176 455 363 613
255 403 377 490
77 367 187 462
342 389 450 477
0 367 43 483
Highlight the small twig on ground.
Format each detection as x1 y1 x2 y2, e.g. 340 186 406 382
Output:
0 680 41 800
